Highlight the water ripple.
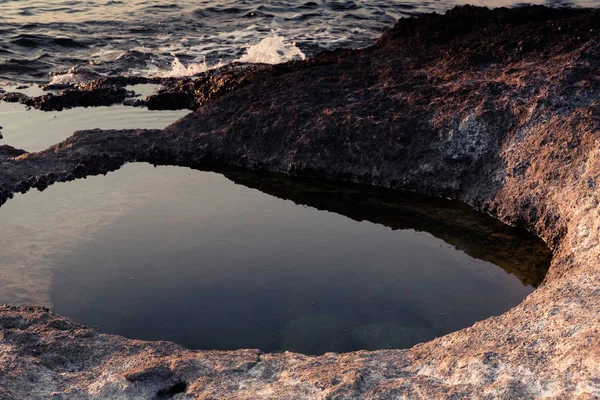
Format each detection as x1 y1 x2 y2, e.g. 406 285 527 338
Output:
0 0 598 84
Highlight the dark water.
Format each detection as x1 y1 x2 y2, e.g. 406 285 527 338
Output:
1 0 597 85
0 163 550 354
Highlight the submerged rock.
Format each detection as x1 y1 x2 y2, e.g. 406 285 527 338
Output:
351 323 437 350
1 5 600 399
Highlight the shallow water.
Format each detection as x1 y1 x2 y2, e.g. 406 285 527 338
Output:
1 0 598 84
0 101 189 151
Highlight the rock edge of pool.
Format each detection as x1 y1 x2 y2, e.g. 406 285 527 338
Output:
1 5 599 399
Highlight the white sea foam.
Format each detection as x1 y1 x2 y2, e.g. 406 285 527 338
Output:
49 72 79 86
48 67 95 86
129 33 304 79
162 56 209 77
129 55 211 78
238 32 306 64
49 33 305 84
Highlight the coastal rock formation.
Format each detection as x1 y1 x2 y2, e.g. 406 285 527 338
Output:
1 5 600 399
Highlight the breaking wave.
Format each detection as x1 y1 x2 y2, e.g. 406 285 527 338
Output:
1 0 594 85
239 32 306 64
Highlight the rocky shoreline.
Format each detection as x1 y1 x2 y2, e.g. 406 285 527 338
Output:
1 5 600 398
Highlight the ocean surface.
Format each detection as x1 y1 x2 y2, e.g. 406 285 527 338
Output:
1 0 598 85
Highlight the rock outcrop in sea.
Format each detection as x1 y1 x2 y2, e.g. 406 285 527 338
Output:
1 5 600 399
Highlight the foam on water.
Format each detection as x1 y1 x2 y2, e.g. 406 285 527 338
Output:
48 68 85 86
124 33 304 79
130 55 210 78
1 0 599 84
239 32 306 64
165 56 209 77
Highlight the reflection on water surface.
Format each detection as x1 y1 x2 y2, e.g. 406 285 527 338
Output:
0 164 550 354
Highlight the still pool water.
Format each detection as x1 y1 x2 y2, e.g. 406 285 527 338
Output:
0 162 551 354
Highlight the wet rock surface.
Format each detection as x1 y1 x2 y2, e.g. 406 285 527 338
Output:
1 77 147 111
0 63 280 111
1 5 600 399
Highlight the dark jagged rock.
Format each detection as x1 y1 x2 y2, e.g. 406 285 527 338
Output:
1 59 358 112
0 145 26 160
0 85 129 111
1 5 600 399
1 91 29 103
145 80 198 110
122 97 147 107
27 86 129 111
1 76 162 111
42 74 151 91
145 60 344 110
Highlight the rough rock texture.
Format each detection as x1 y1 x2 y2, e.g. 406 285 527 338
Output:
1 5 600 399
1 76 170 111
0 63 282 111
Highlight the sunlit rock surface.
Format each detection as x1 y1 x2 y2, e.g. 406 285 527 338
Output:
1 5 600 399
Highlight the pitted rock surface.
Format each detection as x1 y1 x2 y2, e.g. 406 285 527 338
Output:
1 6 600 399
